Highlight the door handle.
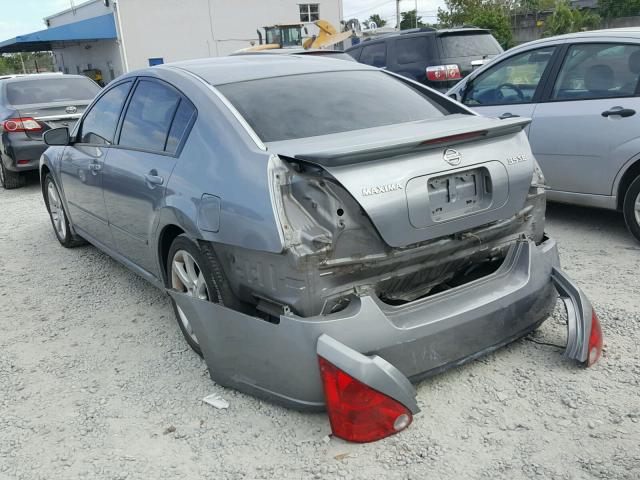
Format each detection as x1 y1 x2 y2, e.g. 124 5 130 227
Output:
498 112 519 119
88 162 102 174
144 171 164 187
602 107 636 118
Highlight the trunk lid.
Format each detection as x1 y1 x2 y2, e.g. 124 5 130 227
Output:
270 114 534 248
16 101 90 140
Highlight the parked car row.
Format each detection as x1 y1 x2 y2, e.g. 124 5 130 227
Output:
0 73 100 188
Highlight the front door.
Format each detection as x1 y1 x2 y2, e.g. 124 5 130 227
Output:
462 45 559 131
103 79 195 275
528 42 640 195
60 81 133 246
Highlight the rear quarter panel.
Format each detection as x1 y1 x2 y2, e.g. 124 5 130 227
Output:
152 67 284 259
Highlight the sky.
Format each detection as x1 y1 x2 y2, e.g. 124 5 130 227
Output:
343 0 446 27
0 0 447 41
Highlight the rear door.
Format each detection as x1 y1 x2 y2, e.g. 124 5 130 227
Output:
461 45 560 126
60 80 133 246
528 41 640 195
103 78 196 275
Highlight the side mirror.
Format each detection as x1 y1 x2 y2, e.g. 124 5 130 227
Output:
44 127 70 146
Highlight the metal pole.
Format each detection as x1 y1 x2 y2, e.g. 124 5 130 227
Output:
396 0 401 31
415 0 418 28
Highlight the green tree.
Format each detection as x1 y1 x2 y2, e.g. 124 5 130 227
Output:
0 52 54 75
438 0 513 48
599 0 640 18
544 1 600 36
363 13 387 28
400 9 428 29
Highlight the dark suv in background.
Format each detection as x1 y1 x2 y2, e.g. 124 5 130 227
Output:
0 74 101 189
345 27 503 91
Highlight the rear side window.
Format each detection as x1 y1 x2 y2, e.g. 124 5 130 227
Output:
165 99 196 154
551 43 640 100
79 81 132 145
396 37 429 64
218 70 449 142
440 34 502 58
119 80 181 152
6 77 100 105
346 48 362 61
360 43 387 67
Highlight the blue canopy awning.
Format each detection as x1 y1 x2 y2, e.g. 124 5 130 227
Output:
0 13 117 53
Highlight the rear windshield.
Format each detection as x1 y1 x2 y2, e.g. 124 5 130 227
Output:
217 70 449 142
439 33 502 58
6 77 100 105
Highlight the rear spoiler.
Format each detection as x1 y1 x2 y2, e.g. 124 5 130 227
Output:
294 116 530 167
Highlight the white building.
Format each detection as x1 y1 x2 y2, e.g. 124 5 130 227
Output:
0 0 343 83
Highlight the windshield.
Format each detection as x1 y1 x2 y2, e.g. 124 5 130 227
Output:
440 34 502 58
217 70 449 142
6 77 100 105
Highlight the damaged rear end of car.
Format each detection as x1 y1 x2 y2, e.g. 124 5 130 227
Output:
166 62 601 443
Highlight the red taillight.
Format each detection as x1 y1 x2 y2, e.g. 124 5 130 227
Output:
2 117 42 133
17 160 29 165
318 356 412 443
426 64 461 82
585 310 603 367
421 130 488 146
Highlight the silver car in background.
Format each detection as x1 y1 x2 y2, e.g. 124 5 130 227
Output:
448 28 640 242
40 56 601 443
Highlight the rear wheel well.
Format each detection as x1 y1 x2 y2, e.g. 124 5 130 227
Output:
618 160 640 210
158 225 185 283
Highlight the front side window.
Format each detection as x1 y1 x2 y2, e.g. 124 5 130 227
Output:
78 81 131 145
299 4 319 22
118 80 181 152
463 46 556 106
360 43 387 68
551 43 640 101
217 70 450 142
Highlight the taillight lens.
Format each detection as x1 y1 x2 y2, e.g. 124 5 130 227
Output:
318 356 412 443
426 64 462 82
2 117 42 133
585 310 603 367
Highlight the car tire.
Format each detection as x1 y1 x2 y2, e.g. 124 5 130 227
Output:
166 235 244 357
0 160 26 189
43 174 86 247
622 175 640 243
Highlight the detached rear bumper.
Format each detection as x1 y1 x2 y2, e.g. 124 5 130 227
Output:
168 236 595 412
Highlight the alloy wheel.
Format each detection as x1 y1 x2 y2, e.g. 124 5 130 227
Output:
171 250 209 345
635 191 640 226
47 181 67 240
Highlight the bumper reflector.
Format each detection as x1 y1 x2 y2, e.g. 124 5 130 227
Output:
318 356 412 443
17 160 29 165
586 310 603 367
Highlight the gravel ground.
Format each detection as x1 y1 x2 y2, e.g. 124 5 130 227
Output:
1 175 639 480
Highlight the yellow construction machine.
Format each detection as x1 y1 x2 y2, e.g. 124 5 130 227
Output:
247 20 352 52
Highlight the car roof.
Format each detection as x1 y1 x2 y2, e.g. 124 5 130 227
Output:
0 73 88 84
345 27 490 49
161 54 373 86
513 27 640 50
230 48 346 56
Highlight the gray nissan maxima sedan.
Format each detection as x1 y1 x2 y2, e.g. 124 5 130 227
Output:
40 55 602 443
